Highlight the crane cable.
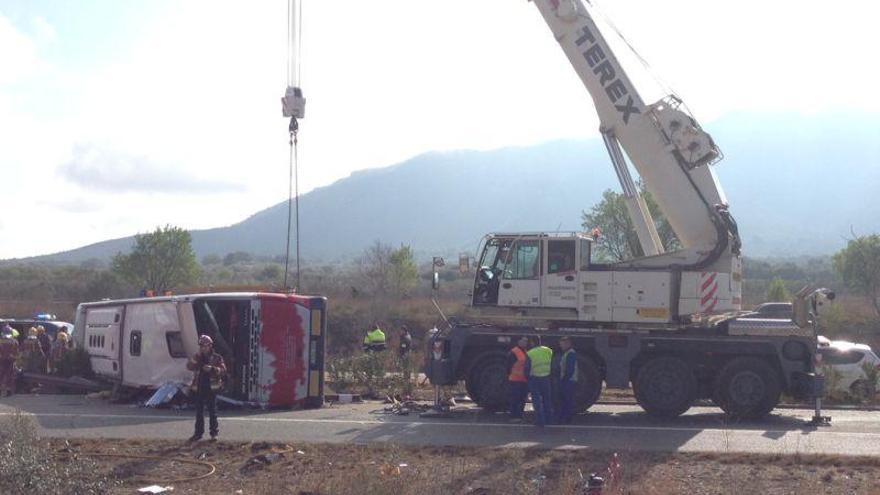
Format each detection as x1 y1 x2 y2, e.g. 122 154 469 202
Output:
284 119 300 291
588 0 681 108
283 0 303 291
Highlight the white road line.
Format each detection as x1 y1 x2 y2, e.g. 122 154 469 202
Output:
1 411 877 438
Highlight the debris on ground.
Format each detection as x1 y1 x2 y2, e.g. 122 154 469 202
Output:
137 485 174 494
380 463 401 476
241 452 286 474
143 382 189 408
383 396 432 415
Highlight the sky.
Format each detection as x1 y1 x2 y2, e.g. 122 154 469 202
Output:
1 0 878 260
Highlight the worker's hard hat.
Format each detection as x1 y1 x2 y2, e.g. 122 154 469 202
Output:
198 335 214 346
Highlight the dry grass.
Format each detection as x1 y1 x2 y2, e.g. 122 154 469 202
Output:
22 438 880 495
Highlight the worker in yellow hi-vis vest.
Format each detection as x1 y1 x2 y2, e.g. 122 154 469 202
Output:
524 335 554 427
362 323 387 353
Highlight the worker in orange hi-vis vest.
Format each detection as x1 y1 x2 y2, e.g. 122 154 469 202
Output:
506 335 529 422
0 325 20 397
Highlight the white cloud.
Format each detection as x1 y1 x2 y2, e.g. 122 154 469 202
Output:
38 198 102 214
59 143 245 194
31 16 56 44
0 14 40 85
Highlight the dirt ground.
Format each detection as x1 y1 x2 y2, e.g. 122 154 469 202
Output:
42 437 880 495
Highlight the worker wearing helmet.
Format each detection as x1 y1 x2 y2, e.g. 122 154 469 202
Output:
21 327 46 373
49 331 70 374
187 334 227 442
1 322 18 340
0 326 20 396
35 325 51 372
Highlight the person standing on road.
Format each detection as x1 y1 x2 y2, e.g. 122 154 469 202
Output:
0 326 20 397
524 336 554 427
506 335 529 423
36 326 52 373
49 331 70 374
20 327 46 374
187 335 227 442
557 336 579 424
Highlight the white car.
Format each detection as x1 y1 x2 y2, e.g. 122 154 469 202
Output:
818 340 880 400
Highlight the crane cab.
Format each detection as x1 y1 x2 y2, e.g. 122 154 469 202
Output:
472 233 594 321
471 232 741 325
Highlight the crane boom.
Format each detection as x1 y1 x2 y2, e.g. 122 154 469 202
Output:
532 0 733 258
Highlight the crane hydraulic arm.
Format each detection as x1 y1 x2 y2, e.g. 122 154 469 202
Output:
531 0 740 269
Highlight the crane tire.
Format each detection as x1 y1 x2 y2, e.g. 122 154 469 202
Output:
573 356 603 413
714 357 781 420
634 356 696 419
468 354 509 412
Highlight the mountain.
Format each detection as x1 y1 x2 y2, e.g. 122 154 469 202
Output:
12 111 880 264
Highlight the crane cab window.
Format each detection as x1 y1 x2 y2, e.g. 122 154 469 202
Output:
504 240 540 279
579 239 591 271
548 240 576 274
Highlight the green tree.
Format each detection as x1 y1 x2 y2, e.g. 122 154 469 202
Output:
258 264 283 283
112 225 199 294
223 251 253 266
581 186 679 262
389 245 418 297
833 234 880 317
766 277 790 302
357 241 418 297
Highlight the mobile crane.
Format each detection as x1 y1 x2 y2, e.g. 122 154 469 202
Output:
427 0 823 420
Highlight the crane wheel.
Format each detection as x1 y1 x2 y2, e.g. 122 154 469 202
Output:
467 354 508 412
713 357 781 420
573 356 603 413
464 374 481 403
634 356 696 418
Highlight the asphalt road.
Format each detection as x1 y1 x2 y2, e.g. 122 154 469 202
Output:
1 395 879 456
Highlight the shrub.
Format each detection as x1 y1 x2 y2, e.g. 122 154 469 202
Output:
0 413 115 494
327 351 418 398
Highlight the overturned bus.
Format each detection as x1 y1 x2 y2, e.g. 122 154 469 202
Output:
73 292 325 408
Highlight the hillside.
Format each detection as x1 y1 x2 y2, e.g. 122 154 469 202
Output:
12 111 880 264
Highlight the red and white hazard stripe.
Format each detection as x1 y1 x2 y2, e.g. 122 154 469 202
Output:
700 272 719 313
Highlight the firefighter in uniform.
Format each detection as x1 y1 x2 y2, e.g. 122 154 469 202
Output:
21 327 46 373
557 336 579 424
362 323 387 352
49 331 70 374
0 326 20 397
524 336 554 427
187 335 227 442
506 335 529 422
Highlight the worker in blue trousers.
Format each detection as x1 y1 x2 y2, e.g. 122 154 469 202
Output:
557 336 579 424
524 336 553 427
